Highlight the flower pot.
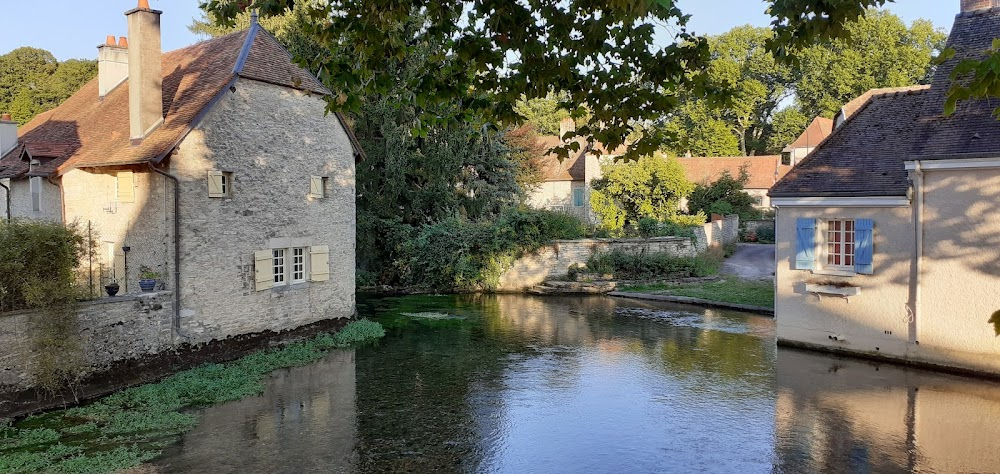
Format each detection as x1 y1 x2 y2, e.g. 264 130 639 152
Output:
139 279 157 292
105 283 120 297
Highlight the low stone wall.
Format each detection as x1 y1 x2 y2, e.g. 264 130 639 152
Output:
693 215 740 252
497 237 696 292
0 292 174 392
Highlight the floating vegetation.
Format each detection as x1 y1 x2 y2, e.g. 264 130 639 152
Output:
401 312 465 320
0 319 385 474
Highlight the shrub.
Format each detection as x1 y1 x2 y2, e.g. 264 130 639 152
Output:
587 248 722 281
590 155 695 236
755 226 776 243
391 208 587 292
0 219 87 312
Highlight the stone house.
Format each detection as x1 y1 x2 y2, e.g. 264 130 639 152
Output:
525 118 625 223
781 117 832 167
769 0 1000 375
0 2 363 342
677 155 791 210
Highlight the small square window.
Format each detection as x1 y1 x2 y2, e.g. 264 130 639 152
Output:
208 171 233 198
272 249 286 285
292 247 306 283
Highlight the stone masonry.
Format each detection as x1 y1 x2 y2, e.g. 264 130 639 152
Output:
0 292 173 391
170 79 356 342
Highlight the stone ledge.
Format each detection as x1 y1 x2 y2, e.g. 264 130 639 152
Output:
0 291 174 319
608 291 775 316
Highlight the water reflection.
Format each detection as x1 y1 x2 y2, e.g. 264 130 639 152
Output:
151 295 1000 473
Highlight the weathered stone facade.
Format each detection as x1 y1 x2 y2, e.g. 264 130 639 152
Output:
692 215 740 252
169 79 356 342
0 292 173 391
3 176 62 221
498 237 697 292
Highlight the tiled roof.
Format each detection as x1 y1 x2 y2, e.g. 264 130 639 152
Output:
785 117 833 151
836 85 931 123
772 7 1000 197
678 156 789 190
537 135 590 181
771 88 930 197
0 23 359 176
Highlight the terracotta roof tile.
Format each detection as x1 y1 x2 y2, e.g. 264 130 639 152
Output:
0 23 360 176
536 136 591 181
678 156 787 190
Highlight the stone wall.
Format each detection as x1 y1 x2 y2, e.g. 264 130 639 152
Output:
693 215 740 252
497 237 696 292
743 219 775 237
0 292 173 391
3 177 62 222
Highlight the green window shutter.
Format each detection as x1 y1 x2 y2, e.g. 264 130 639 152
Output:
855 219 874 275
795 218 816 270
254 250 273 291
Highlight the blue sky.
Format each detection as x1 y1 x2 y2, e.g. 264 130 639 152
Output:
1 0 958 61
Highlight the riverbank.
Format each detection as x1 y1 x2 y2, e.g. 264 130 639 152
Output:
0 320 385 474
612 277 775 315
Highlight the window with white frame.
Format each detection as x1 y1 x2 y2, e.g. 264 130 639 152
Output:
291 247 307 283
272 249 286 285
795 217 874 275
824 219 855 269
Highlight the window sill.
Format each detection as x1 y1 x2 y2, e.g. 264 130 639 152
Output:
811 269 857 277
806 284 861 299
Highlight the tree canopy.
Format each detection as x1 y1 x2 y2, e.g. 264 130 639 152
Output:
590 156 696 235
0 48 96 125
201 0 914 160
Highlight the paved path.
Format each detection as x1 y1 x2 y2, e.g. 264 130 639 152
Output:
722 244 775 280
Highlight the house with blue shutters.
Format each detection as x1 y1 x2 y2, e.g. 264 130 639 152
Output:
769 0 1000 375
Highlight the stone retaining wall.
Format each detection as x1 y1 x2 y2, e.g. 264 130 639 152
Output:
692 215 740 252
497 237 696 292
0 292 174 391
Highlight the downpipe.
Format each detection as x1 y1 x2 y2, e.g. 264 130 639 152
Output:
910 162 924 345
148 162 190 342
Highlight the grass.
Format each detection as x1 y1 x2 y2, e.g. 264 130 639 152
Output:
0 319 385 474
620 277 774 309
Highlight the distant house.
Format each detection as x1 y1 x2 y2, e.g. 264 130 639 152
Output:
525 118 624 223
769 1 1000 375
782 117 833 167
677 155 791 209
0 3 363 343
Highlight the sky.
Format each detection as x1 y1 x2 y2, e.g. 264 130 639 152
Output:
0 0 961 61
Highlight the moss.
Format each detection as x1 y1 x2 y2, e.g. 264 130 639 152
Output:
0 319 385 474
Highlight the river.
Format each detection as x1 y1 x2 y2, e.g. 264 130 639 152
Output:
151 294 1000 473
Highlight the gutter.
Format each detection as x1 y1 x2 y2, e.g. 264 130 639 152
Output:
148 161 186 342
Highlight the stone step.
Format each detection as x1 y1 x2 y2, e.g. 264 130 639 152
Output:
528 281 617 296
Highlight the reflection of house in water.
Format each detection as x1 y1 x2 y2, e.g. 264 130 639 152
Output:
776 348 1000 472
0 2 361 342
771 2 1000 375
156 351 357 472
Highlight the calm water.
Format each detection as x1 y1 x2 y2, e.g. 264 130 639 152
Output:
153 295 1000 473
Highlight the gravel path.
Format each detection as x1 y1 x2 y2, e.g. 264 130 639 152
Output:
722 244 775 280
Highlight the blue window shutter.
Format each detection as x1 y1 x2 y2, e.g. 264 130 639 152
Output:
855 218 874 275
795 218 816 270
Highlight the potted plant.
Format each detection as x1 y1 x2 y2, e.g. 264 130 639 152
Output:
139 266 161 292
105 279 120 297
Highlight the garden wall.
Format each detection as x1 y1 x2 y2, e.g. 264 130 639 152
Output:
742 219 775 236
0 292 174 392
497 237 696 292
692 215 740 252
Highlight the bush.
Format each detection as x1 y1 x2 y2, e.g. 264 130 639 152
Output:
755 226 776 243
632 215 705 240
390 208 587 292
587 248 722 281
0 219 86 312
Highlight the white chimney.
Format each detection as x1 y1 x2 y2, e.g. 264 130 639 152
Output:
0 113 17 158
98 36 129 98
559 117 576 141
126 0 163 144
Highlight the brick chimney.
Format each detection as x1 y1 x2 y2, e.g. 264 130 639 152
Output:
98 35 129 98
0 113 17 157
559 117 576 141
126 0 163 144
961 0 1000 12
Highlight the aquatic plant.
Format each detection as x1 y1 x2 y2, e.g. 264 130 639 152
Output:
0 319 385 474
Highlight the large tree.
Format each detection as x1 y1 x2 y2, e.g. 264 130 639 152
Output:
0 48 97 125
793 10 946 118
